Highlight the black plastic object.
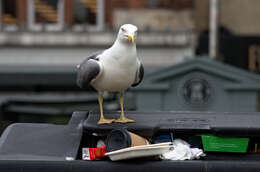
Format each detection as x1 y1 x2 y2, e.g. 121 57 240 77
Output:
0 158 260 172
84 111 260 137
0 111 87 160
106 129 132 152
1 111 260 171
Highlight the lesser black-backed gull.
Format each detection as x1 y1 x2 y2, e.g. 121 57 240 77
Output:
77 24 144 124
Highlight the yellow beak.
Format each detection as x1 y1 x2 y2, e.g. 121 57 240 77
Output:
128 34 134 44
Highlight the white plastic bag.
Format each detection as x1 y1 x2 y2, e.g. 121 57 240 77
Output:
161 139 205 160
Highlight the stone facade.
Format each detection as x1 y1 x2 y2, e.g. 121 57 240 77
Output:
194 0 260 35
114 9 194 32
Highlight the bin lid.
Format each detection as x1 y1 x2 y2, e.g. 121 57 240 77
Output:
83 111 260 137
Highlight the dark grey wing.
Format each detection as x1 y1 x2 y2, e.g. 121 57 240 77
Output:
132 62 144 87
76 51 103 89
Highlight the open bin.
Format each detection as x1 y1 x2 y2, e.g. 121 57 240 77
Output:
1 111 260 171
83 111 260 161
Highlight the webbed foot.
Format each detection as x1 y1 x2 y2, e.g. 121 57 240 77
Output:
115 116 134 123
98 118 115 124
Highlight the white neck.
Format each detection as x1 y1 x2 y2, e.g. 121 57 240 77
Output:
111 38 137 55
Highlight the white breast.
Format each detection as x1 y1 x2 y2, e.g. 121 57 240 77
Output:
91 49 138 92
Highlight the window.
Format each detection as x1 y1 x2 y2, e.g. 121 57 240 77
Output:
0 0 104 32
28 0 64 31
1 0 18 31
72 0 104 31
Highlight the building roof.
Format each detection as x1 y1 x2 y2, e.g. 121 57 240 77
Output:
144 57 260 90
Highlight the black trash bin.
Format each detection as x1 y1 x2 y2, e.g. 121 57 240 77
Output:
1 111 260 172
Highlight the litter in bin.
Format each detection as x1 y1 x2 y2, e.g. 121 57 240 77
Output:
160 139 205 160
82 146 107 160
106 142 173 161
201 135 249 153
106 129 149 152
104 129 173 161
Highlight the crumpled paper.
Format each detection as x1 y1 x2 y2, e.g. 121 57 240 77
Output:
161 139 205 160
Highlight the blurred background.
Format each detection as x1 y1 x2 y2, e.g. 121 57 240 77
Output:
1 0 260 134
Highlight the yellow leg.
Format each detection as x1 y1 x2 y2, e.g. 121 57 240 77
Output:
97 93 114 124
115 93 134 123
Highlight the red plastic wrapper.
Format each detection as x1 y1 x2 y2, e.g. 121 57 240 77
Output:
82 146 107 160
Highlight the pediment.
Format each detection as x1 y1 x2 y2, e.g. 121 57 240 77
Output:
145 57 260 87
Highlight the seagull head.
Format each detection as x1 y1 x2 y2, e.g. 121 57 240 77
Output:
118 24 138 44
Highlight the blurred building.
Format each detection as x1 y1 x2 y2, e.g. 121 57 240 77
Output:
194 0 260 72
0 0 195 69
0 0 194 32
194 0 260 35
1 0 104 32
2 0 260 70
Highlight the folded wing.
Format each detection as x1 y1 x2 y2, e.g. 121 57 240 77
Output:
76 51 103 89
132 59 144 87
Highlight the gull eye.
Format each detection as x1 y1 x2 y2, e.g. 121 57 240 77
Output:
121 28 126 32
